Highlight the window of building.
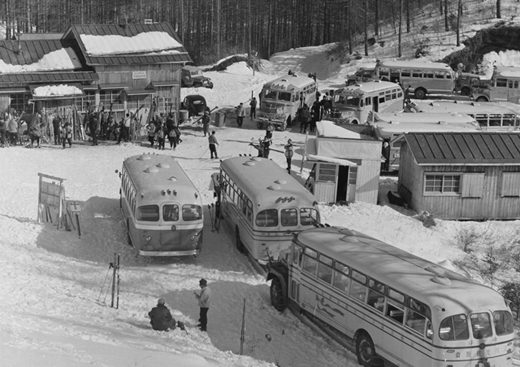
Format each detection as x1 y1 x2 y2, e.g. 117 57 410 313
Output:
501 172 520 197
317 163 337 182
424 174 460 194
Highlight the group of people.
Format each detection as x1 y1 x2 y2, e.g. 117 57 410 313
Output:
250 124 274 159
148 278 211 333
234 96 258 128
145 112 182 150
298 92 332 134
0 111 21 147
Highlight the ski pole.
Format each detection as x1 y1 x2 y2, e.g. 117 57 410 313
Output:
98 265 112 301
116 253 121 309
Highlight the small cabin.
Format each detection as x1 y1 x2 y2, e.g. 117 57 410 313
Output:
397 132 520 220
304 120 382 204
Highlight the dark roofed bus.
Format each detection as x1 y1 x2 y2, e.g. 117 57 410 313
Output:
120 154 203 256
267 226 515 367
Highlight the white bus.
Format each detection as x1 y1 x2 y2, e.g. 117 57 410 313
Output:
470 66 520 104
215 156 320 264
408 100 520 131
376 60 456 99
330 81 403 125
373 118 480 171
257 71 317 130
267 226 515 367
120 154 203 256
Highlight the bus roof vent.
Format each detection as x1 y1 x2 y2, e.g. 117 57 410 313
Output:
145 167 159 173
268 184 281 191
169 176 177 182
275 179 287 185
425 265 446 277
431 275 451 286
340 235 359 243
252 157 263 162
245 161 256 166
339 228 356 236
157 163 170 169
137 155 152 161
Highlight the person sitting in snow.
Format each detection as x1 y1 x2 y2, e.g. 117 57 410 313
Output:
148 298 176 332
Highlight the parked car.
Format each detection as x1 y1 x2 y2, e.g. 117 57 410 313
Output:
456 72 490 96
346 67 377 85
181 66 214 89
181 95 210 118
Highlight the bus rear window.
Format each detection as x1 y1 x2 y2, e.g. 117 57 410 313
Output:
300 208 319 226
493 311 514 335
182 204 202 221
163 204 179 222
440 314 469 340
256 209 279 227
137 205 159 222
281 208 298 227
278 92 292 101
470 312 492 339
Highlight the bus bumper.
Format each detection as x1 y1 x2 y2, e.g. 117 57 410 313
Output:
138 249 200 257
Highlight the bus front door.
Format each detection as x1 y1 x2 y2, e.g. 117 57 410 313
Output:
372 96 379 113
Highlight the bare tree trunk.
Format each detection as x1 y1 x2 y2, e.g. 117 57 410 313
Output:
364 0 368 56
374 0 379 36
496 0 501 18
456 0 462 46
444 0 449 31
406 0 410 33
398 0 403 57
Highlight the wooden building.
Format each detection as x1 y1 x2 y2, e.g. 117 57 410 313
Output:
0 23 191 118
304 120 382 204
397 132 520 220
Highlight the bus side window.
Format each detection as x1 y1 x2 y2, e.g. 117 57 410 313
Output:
292 245 303 266
317 255 333 284
302 250 318 276
350 270 367 302
406 310 427 335
386 302 404 324
367 279 386 312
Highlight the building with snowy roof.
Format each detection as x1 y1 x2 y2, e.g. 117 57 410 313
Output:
0 22 191 122
303 120 382 204
397 132 520 220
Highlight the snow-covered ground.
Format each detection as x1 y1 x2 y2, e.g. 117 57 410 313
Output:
2 11 520 367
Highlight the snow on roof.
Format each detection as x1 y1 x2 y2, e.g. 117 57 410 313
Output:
33 84 83 97
0 48 81 73
317 120 362 139
80 31 182 56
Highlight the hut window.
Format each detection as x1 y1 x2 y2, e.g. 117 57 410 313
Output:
424 174 460 194
501 172 520 197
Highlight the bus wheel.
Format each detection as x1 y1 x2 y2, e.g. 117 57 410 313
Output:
476 96 488 102
235 226 245 253
356 332 382 367
461 86 471 96
270 277 286 311
350 119 359 125
414 88 427 99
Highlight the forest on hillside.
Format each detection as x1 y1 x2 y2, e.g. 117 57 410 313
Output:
1 0 506 64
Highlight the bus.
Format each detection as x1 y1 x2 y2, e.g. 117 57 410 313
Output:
329 80 403 125
375 60 456 99
256 71 317 131
215 156 320 264
267 226 515 367
471 66 520 103
373 118 480 171
120 154 203 256
409 100 520 131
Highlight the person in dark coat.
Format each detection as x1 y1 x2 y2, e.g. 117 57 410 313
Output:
249 97 257 119
52 115 62 145
299 104 310 133
148 298 176 331
89 115 99 146
201 110 211 137
29 114 42 148
310 100 321 133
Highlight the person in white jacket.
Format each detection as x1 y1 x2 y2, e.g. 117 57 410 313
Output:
194 278 212 332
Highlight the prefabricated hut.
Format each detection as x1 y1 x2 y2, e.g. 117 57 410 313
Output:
304 120 382 204
397 132 520 220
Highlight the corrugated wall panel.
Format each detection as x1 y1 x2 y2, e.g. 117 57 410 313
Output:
354 159 380 204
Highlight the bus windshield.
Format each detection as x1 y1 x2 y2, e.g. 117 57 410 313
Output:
279 92 292 102
335 95 361 107
264 89 277 100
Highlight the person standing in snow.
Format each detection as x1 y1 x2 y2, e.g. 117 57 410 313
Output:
52 115 61 145
89 114 99 146
208 131 219 159
148 298 176 332
146 121 156 148
117 113 131 144
236 103 245 127
194 278 211 332
155 122 166 150
201 110 210 137
29 114 42 148
0 113 6 147
249 97 257 119
61 122 73 149
299 104 310 133
7 113 18 146
284 139 294 174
